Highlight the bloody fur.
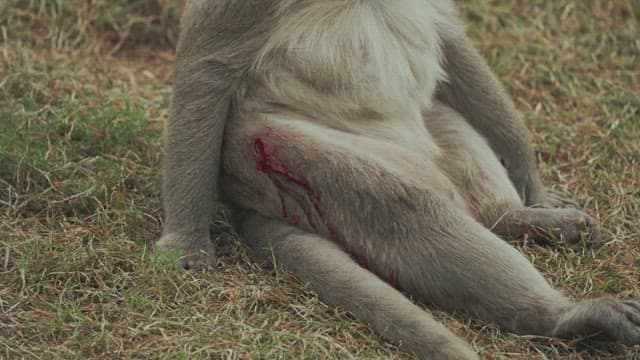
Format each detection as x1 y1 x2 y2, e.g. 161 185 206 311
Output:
251 135 387 275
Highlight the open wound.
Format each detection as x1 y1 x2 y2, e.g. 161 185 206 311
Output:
252 136 327 231
251 135 395 283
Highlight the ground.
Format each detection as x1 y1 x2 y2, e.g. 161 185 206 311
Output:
1 0 638 359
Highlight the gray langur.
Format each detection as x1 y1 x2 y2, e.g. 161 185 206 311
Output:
157 1 640 358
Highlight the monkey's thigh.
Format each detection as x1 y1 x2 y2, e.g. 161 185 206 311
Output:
220 112 469 237
424 103 523 224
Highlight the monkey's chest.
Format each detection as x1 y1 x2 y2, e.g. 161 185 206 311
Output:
249 1 445 119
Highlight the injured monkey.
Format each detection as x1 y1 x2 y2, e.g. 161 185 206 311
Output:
157 1 639 359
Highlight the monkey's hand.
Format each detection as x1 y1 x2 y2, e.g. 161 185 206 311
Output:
156 231 217 270
505 159 547 207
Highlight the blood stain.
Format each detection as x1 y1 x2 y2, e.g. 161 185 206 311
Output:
252 135 392 282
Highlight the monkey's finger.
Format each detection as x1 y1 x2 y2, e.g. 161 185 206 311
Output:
623 300 640 311
546 188 581 209
623 303 640 326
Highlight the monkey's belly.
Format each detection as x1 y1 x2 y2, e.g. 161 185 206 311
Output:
221 112 470 236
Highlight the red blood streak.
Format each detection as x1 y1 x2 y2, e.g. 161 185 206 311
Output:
328 227 342 248
254 137 314 189
277 191 288 219
281 185 319 231
384 245 397 286
253 136 323 231
358 239 370 270
252 135 389 279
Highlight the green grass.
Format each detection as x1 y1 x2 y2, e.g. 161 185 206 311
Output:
1 0 639 359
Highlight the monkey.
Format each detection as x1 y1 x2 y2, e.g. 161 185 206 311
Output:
156 1 640 359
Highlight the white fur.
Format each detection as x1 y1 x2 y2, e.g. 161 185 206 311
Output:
244 0 458 152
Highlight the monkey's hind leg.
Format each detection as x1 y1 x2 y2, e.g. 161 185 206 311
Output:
237 211 480 360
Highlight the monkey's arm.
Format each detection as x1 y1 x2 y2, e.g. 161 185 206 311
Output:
435 30 545 206
158 59 232 268
158 1 268 268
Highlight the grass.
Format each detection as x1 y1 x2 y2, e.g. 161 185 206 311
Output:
0 0 638 358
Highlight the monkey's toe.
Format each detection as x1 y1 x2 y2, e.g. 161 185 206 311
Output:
600 298 640 344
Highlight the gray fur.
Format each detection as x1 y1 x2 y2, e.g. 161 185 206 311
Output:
158 1 640 358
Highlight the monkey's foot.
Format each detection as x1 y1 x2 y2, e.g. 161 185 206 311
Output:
544 188 581 209
156 232 218 270
554 297 640 344
492 208 601 246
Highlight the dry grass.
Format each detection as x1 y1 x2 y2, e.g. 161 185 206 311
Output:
1 0 638 359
